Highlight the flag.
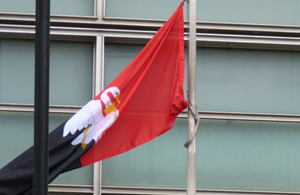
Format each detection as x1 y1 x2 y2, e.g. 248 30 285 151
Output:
0 1 187 194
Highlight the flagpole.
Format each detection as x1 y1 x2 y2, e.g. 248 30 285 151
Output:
187 0 197 194
34 0 50 194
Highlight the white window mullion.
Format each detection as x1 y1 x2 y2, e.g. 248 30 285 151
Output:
94 0 104 22
93 35 105 195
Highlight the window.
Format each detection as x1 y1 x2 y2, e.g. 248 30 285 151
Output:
0 0 94 16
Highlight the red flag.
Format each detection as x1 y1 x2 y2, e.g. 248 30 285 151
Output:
80 1 187 166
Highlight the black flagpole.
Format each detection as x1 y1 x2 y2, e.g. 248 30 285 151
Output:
34 0 50 194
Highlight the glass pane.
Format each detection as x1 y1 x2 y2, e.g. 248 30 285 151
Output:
105 0 300 26
0 39 93 106
104 43 143 86
198 0 300 26
105 0 184 20
0 112 35 166
197 119 300 192
49 41 93 106
102 118 187 188
0 0 94 16
197 48 300 115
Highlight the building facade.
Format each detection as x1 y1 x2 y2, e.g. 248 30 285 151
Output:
1 0 300 194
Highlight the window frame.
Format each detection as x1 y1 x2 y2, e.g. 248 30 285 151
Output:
1 12 300 193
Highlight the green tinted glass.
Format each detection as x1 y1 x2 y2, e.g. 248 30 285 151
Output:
0 39 93 106
197 48 300 115
197 119 300 192
0 0 94 16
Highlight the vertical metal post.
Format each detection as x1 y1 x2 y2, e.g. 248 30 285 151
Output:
187 0 197 194
93 36 104 195
34 0 50 194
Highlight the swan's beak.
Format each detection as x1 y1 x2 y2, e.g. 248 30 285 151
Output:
116 93 121 104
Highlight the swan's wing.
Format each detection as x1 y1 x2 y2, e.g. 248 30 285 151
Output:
70 132 84 145
64 98 119 145
71 110 120 145
63 100 95 137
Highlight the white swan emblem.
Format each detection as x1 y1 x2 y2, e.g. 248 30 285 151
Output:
63 86 121 148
